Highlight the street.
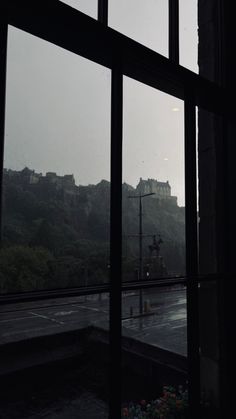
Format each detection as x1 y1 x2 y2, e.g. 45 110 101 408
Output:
0 286 187 356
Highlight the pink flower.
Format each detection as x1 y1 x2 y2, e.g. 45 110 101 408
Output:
122 407 129 416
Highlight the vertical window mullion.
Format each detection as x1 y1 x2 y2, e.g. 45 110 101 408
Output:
98 0 108 25
169 0 179 63
0 22 7 242
109 59 123 419
185 94 200 418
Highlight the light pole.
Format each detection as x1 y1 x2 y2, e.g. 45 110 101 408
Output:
128 192 155 314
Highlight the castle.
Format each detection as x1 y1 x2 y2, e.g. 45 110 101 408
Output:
136 177 177 204
3 169 178 204
4 167 76 192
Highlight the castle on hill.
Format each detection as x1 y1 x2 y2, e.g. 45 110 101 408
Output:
4 167 76 191
136 177 177 205
3 168 178 204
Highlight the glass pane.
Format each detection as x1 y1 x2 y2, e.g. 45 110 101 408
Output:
0 293 109 417
122 77 185 283
0 294 109 343
59 0 97 19
179 0 198 73
1 26 111 293
122 285 188 413
109 0 168 57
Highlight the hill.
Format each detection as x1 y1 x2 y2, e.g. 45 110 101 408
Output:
0 168 185 292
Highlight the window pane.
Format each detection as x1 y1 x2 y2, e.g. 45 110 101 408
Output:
122 285 188 412
59 0 97 19
122 77 185 283
179 0 198 73
0 294 109 416
1 26 111 293
109 0 168 57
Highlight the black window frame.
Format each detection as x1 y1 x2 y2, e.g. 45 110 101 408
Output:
0 1 226 418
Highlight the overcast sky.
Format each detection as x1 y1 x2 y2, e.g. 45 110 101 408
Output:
4 0 197 207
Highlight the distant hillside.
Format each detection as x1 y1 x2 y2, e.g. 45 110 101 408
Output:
0 168 185 293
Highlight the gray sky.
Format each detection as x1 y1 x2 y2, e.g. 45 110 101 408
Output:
4 1 197 207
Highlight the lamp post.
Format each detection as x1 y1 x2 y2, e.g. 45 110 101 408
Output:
128 192 155 314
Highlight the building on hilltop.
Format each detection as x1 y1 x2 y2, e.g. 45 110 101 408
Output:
43 172 75 190
136 177 177 204
4 167 43 184
137 177 171 198
3 167 76 193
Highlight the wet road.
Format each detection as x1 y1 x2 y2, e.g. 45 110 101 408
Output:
0 286 187 356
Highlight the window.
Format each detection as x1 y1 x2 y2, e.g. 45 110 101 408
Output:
122 77 185 281
2 26 111 293
0 1 226 418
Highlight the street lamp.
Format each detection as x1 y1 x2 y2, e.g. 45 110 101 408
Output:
128 192 155 314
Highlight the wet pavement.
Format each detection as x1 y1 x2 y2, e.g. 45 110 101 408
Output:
0 286 187 355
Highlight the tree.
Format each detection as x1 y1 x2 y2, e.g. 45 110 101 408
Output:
0 245 54 293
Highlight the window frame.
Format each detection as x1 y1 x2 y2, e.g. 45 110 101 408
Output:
0 1 226 418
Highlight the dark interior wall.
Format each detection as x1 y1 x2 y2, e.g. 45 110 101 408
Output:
198 1 236 416
198 0 223 413
219 3 236 417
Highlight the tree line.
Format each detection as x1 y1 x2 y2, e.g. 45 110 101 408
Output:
0 173 185 293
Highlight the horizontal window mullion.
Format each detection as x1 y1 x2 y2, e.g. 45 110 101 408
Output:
0 284 110 306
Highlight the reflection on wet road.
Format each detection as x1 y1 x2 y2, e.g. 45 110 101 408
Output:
0 286 187 356
122 287 187 355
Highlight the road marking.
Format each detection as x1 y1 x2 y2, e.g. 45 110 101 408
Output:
171 324 186 329
29 311 65 325
53 310 78 316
